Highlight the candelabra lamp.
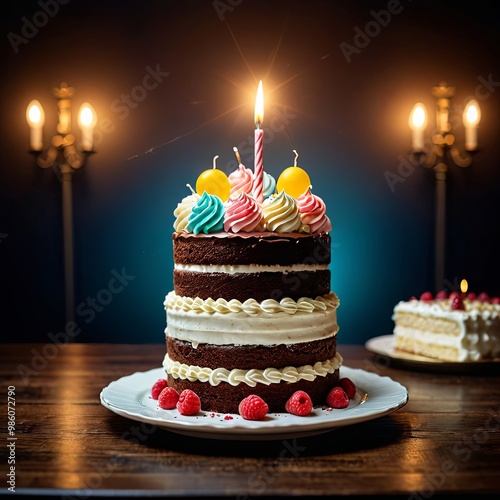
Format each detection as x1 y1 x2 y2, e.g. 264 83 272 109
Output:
409 82 480 292
26 82 96 326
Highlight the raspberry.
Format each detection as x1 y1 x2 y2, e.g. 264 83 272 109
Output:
435 290 448 300
451 296 465 311
285 390 313 416
326 386 349 409
467 292 477 301
157 387 179 409
491 297 500 304
238 395 269 420
151 378 168 399
176 389 201 416
477 292 490 302
449 291 460 301
420 291 433 301
338 377 357 399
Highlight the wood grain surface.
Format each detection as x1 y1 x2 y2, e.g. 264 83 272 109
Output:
1 343 499 499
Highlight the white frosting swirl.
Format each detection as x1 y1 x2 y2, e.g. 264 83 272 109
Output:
173 193 200 232
163 352 343 387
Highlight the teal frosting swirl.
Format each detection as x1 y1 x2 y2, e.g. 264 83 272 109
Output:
263 171 276 198
187 191 224 234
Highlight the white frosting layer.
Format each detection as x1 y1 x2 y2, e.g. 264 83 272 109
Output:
174 263 329 274
393 299 500 361
163 352 343 387
165 291 339 315
165 292 340 346
394 298 500 319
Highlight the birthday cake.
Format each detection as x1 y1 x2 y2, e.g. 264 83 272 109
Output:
162 152 342 414
392 290 500 362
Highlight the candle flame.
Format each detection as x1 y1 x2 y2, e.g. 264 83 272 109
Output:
28 105 41 124
410 103 426 130
460 279 468 294
26 100 44 126
464 100 480 126
78 102 96 128
254 80 264 127
80 106 94 127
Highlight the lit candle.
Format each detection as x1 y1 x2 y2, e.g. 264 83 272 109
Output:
78 102 97 151
460 278 468 298
463 99 481 151
253 80 264 203
409 102 427 152
26 100 45 151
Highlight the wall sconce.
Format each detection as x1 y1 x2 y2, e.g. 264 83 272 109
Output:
26 82 96 326
409 82 480 291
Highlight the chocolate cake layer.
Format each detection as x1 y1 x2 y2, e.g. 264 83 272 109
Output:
173 269 330 301
167 371 340 414
173 232 330 266
167 337 337 370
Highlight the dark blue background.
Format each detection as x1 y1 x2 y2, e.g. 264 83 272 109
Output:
1 0 499 344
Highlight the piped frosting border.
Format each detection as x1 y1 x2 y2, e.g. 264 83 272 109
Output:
164 291 339 316
163 352 343 387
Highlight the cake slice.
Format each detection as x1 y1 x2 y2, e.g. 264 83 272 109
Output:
393 291 500 362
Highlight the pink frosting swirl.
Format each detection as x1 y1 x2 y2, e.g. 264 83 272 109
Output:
228 165 254 197
224 192 263 233
296 188 332 233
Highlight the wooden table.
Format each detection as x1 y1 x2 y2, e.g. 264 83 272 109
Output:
1 343 500 498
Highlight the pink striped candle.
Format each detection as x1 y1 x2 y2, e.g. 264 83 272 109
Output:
253 80 264 204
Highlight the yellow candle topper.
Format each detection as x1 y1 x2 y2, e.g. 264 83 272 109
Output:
276 150 312 198
195 155 231 202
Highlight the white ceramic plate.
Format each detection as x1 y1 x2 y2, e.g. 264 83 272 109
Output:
365 335 500 373
100 366 408 440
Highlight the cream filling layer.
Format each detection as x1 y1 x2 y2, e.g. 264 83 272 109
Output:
163 352 343 387
394 325 500 361
165 294 339 346
174 263 329 274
